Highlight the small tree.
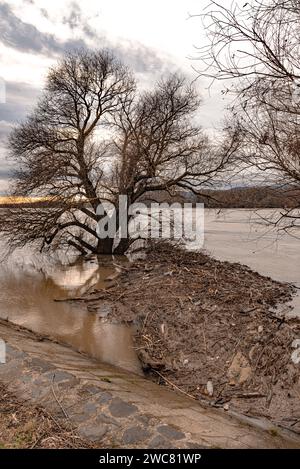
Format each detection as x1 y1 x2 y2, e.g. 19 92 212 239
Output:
1 49 239 255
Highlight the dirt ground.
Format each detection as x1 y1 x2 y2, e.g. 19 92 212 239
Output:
85 243 300 433
0 383 96 449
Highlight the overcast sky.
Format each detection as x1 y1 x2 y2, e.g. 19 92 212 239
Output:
0 0 234 193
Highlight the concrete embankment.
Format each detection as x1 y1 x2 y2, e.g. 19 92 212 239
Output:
0 319 299 449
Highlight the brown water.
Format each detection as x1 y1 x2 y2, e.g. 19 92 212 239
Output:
0 249 142 374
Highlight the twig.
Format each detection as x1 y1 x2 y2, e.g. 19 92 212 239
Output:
51 376 69 420
202 325 208 358
153 370 196 400
30 431 48 449
235 393 266 399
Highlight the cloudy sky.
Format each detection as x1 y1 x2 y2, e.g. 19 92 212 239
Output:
0 0 233 193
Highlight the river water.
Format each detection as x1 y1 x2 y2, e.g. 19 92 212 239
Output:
204 209 300 316
0 208 299 372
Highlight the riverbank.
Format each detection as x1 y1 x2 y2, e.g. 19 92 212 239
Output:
0 318 299 448
83 243 300 432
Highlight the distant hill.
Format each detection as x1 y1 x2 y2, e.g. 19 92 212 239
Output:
1 186 299 209
141 186 300 208
197 186 300 208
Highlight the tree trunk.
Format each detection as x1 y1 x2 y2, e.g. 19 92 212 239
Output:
95 238 114 255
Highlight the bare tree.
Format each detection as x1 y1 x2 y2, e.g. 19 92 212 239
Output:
1 49 239 256
109 74 240 253
198 0 300 229
199 0 300 84
2 49 134 255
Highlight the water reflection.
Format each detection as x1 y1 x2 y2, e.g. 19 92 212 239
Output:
0 249 141 374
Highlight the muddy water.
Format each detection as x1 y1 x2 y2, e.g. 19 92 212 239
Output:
0 249 141 374
203 209 300 316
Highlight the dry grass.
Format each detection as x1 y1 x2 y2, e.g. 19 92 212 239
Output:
0 383 96 449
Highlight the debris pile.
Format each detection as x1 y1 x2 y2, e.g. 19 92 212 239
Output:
86 243 300 431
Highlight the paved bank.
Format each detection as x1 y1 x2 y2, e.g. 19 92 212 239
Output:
0 320 298 449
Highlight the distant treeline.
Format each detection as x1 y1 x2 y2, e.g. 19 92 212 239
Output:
0 186 299 209
197 186 300 208
141 186 300 208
